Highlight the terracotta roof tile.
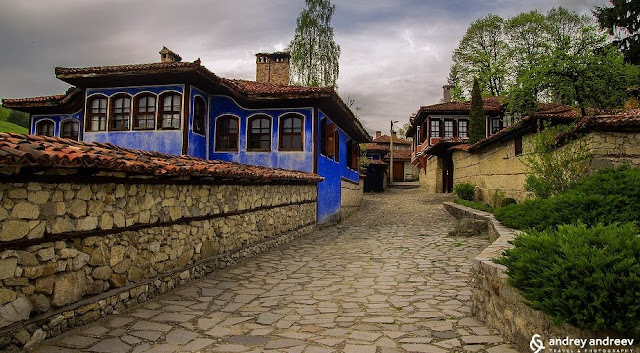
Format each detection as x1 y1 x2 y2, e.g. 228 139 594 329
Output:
0 133 322 183
55 61 199 76
221 78 334 96
363 143 390 152
418 96 503 115
371 134 412 145
383 150 412 161
366 159 387 165
2 88 82 108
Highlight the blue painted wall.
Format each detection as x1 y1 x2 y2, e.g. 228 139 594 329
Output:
316 110 359 224
209 96 314 173
31 111 83 138
187 86 208 159
83 85 184 155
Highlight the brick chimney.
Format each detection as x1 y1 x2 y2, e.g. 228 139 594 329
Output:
159 47 182 63
375 131 382 138
442 84 453 103
256 52 291 85
391 131 397 138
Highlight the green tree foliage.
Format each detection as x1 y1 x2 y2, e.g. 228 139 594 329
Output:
450 14 509 97
496 222 640 337
594 0 640 64
450 7 637 115
522 122 592 198
7 110 29 129
395 122 411 139
288 0 340 87
453 183 475 201
468 78 485 144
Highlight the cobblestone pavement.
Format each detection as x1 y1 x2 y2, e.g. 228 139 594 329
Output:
31 189 517 353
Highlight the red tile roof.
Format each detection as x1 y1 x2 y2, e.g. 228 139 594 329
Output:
417 96 503 115
54 61 199 76
366 159 387 165
363 143 390 152
221 78 334 96
383 150 412 161
0 133 323 183
371 134 412 145
2 88 82 108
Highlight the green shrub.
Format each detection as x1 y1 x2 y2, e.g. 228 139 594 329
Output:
491 190 506 208
453 183 475 201
495 166 640 230
501 197 517 207
495 223 640 336
454 199 493 213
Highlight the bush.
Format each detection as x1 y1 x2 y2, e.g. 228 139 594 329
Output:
495 166 640 230
453 183 475 201
454 199 493 212
495 223 640 336
501 197 517 207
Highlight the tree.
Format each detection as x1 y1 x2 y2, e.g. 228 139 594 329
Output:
450 14 510 97
594 0 640 64
288 0 341 87
7 110 29 129
468 78 485 144
395 122 411 139
523 122 592 198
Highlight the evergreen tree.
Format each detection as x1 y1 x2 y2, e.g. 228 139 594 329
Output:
288 0 341 87
594 0 640 64
468 78 486 144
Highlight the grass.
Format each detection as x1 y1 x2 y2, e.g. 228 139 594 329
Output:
454 198 494 213
0 121 28 134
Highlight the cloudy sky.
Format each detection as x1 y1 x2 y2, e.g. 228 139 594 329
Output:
0 0 607 134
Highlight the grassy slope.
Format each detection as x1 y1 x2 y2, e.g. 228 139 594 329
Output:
0 121 28 134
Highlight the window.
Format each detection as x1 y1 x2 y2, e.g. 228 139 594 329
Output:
430 119 440 138
248 115 271 151
346 140 359 170
35 120 54 137
86 95 107 131
193 96 206 135
215 115 239 151
320 118 327 155
458 120 469 139
514 136 523 156
334 130 340 162
133 94 156 130
110 95 131 130
444 120 454 138
279 114 303 151
159 93 181 129
60 120 79 140
326 122 336 158
491 117 503 135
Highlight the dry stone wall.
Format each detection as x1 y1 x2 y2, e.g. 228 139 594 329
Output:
0 177 317 350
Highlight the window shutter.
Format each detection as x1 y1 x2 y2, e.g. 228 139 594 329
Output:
351 141 358 170
356 144 361 171
326 123 335 157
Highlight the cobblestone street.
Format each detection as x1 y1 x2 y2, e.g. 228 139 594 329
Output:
31 189 517 353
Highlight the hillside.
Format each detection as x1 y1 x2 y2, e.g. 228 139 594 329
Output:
0 121 28 134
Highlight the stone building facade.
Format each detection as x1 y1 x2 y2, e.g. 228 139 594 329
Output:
0 133 321 350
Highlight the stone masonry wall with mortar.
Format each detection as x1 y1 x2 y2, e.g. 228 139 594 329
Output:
442 202 638 352
0 178 317 350
419 156 439 193
340 179 363 220
451 131 640 204
452 135 532 204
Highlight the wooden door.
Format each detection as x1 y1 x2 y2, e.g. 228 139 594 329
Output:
442 153 454 193
393 161 404 182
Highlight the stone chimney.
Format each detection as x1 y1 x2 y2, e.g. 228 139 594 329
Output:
159 47 182 63
391 131 397 138
375 131 382 138
442 84 453 103
256 52 291 85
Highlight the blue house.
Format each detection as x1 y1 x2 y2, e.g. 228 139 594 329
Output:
3 48 371 224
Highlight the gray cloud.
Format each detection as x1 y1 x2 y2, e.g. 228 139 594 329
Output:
0 0 608 134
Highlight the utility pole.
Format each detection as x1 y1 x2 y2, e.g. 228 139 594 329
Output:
390 120 398 185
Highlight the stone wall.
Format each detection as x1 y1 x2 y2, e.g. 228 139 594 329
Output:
452 135 531 204
451 131 640 204
340 178 363 219
0 176 317 350
443 202 639 352
419 156 439 193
